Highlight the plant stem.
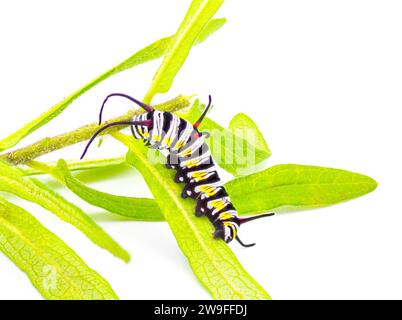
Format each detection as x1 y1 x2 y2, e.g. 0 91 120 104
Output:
0 96 190 165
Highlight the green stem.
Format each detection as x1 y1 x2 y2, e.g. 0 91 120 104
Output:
0 96 190 165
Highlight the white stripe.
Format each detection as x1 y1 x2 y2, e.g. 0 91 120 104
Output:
132 114 143 139
186 165 216 179
173 121 193 151
179 135 204 158
149 111 163 146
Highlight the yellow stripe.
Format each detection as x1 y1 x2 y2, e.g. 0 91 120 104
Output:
191 171 207 182
173 140 185 150
210 200 226 212
219 212 232 220
223 222 237 239
180 148 193 157
163 137 173 147
199 185 217 196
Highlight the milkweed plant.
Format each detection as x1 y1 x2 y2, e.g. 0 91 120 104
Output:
0 0 377 300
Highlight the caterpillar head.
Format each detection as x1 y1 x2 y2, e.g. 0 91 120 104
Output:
81 93 154 160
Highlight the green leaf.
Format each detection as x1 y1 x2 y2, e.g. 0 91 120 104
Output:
229 112 271 159
144 0 224 103
0 19 226 152
52 159 163 221
115 132 270 300
45 160 375 224
86 163 377 222
0 160 129 262
225 164 378 214
0 197 118 300
22 157 126 176
180 101 272 176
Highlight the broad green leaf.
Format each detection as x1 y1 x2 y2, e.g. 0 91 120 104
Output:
144 0 224 103
0 161 129 262
226 164 378 214
180 101 272 176
0 19 226 152
88 163 377 222
0 197 118 300
52 159 163 221
116 132 270 300
22 157 126 176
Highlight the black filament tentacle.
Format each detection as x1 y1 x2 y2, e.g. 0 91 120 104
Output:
236 236 256 248
99 93 154 125
80 120 151 159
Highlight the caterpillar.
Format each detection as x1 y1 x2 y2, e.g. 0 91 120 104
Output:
80 93 274 247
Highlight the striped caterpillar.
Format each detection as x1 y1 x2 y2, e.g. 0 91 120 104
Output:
81 93 274 247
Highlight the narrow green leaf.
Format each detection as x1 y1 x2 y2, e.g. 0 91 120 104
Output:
22 157 126 176
0 18 226 152
180 101 272 176
0 197 118 300
0 161 129 262
115 133 270 300
114 18 226 74
52 159 163 221
226 164 378 214
144 0 224 103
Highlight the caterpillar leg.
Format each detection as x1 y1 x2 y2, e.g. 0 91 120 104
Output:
174 171 186 183
166 153 179 169
213 228 225 240
181 185 196 199
195 199 207 217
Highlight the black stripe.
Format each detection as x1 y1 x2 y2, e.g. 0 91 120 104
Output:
161 112 173 141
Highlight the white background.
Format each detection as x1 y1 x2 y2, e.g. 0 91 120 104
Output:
0 0 401 300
